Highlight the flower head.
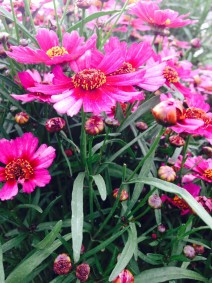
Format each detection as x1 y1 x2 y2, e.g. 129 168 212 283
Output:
76 263 90 282
112 269 134 283
45 117 66 133
0 133 56 200
54 253 72 275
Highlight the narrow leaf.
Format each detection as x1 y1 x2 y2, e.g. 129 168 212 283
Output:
0 242 5 283
15 204 43 213
71 172 85 263
92 174 107 201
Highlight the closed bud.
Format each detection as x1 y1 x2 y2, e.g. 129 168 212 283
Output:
157 224 166 233
151 233 157 240
0 32 9 43
192 244 204 255
105 117 120 127
45 117 66 133
80 244 85 254
152 99 184 126
202 146 212 158
193 75 201 86
85 116 104 135
148 194 162 209
19 38 29 47
53 253 72 275
191 38 201 48
76 0 92 9
76 263 90 282
169 135 185 147
64 148 73 157
15 112 29 125
183 245 196 259
158 165 176 182
135 121 148 132
112 269 134 283
113 188 129 201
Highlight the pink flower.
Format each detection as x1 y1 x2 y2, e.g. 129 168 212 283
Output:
7 28 96 65
12 69 54 103
27 50 145 116
0 133 56 200
130 2 195 30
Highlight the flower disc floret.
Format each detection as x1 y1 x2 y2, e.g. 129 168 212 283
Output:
72 69 107 90
111 62 136 75
46 46 68 59
5 159 34 181
184 107 206 119
163 66 179 83
203 169 212 181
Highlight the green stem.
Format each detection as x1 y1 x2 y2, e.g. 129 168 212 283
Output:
80 9 86 36
80 108 87 169
60 0 71 25
24 0 36 33
53 0 62 42
9 0 20 43
179 135 191 183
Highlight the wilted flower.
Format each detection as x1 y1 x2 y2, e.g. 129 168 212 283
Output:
169 135 185 147
148 194 162 209
112 269 134 283
183 245 196 259
45 117 66 133
54 253 72 275
135 121 148 132
85 116 104 135
76 263 90 282
15 112 29 125
158 165 176 182
105 117 120 127
113 188 129 201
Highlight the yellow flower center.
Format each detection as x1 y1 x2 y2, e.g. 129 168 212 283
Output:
163 66 179 83
165 19 171 25
203 168 212 181
110 62 136 75
173 195 189 210
46 46 68 59
5 158 34 181
72 69 106 90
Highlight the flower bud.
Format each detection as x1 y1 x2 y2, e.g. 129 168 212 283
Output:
158 165 176 182
192 244 204 255
15 112 29 125
76 0 92 9
0 32 9 43
183 245 196 259
112 269 134 283
64 148 73 157
191 38 201 48
202 146 212 158
53 253 72 275
113 188 128 201
193 75 201 86
195 196 212 214
151 233 157 240
169 135 185 147
135 121 148 132
84 116 104 135
45 117 66 133
148 194 162 209
76 263 90 282
105 117 120 127
157 224 166 233
152 99 184 126
19 38 29 47
80 244 85 254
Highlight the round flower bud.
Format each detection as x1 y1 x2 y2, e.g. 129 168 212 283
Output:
151 233 157 240
113 188 129 201
192 244 205 255
202 146 212 158
84 116 104 135
112 269 134 283
148 194 162 209
183 245 196 259
191 38 201 48
158 165 176 182
0 32 9 43
193 75 201 86
105 117 120 127
80 244 85 254
19 38 29 47
169 135 185 147
64 148 73 157
152 99 184 127
76 0 92 9
45 117 66 133
53 253 72 275
15 112 29 125
76 263 90 282
157 224 166 233
135 121 148 132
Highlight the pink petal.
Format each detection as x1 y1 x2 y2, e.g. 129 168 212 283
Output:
32 145 56 169
0 181 18 201
36 28 59 51
33 169 51 187
22 181 36 194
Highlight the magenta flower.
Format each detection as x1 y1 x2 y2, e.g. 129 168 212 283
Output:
0 133 56 200
27 50 146 116
6 28 96 65
12 69 53 103
130 2 195 30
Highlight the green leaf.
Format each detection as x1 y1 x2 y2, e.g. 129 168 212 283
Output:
33 220 62 249
0 242 5 283
66 10 120 33
126 177 212 229
92 174 107 201
6 234 72 283
15 204 43 213
134 267 208 283
71 172 85 263
109 223 137 281
2 234 27 253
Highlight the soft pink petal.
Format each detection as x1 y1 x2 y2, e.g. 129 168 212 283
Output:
0 181 18 201
33 169 51 187
32 145 56 169
36 28 59 51
22 181 36 194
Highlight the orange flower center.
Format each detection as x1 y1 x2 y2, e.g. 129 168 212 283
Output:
72 69 106 90
5 158 34 181
111 62 136 75
46 46 68 59
203 168 212 181
163 66 179 83
173 195 189 210
185 107 206 119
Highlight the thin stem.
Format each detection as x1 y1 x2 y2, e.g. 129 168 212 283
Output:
9 0 20 43
24 0 36 33
53 0 62 42
80 9 86 36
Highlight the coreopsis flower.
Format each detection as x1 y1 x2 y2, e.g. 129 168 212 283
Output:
112 269 134 283
27 50 146 116
195 196 212 214
130 2 195 30
76 263 90 282
54 254 72 275
15 112 29 125
12 69 54 103
158 165 176 182
7 28 96 65
85 116 104 135
0 133 56 201
45 117 66 133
